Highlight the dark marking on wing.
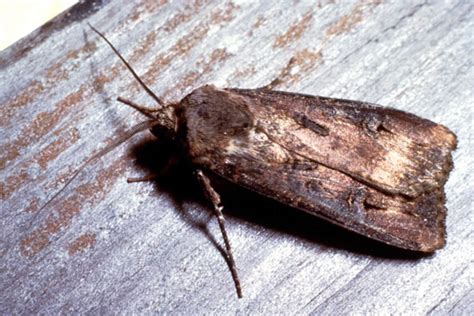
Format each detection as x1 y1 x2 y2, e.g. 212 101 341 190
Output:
293 112 329 136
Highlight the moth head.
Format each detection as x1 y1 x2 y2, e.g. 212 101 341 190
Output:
149 104 178 139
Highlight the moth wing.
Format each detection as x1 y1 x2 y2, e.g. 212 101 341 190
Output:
217 128 447 252
233 89 457 198
180 86 456 252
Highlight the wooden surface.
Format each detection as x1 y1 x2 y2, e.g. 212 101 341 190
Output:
1 1 473 314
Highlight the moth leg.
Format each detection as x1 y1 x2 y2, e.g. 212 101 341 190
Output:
258 56 297 90
127 154 178 183
259 77 284 91
126 174 159 183
195 169 243 298
117 96 159 118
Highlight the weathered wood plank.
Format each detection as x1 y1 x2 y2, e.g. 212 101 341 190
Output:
1 0 472 314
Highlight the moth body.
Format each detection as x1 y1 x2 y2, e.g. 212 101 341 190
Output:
165 85 457 252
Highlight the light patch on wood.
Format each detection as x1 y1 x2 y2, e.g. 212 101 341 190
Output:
125 1 167 23
162 0 212 33
36 128 80 169
0 57 126 172
20 158 126 258
128 1 213 64
1 41 97 127
128 31 157 64
0 85 88 170
140 0 168 18
0 80 44 126
141 4 237 88
162 48 231 99
46 41 97 83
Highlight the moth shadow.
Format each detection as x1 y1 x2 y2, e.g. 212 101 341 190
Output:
129 137 430 262
218 183 430 261
128 137 229 260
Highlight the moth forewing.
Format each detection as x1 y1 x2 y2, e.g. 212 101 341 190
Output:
179 86 457 252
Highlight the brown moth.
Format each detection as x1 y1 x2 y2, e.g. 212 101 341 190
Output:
83 25 457 298
183 87 457 252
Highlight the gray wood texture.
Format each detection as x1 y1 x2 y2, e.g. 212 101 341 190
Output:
1 0 473 314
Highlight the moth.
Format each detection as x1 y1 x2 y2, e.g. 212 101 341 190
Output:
79 25 457 298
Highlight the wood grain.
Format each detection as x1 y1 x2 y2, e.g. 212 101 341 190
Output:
1 0 472 314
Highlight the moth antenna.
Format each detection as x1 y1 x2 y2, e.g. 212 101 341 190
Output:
88 23 164 108
116 96 156 119
36 120 158 216
116 96 176 132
